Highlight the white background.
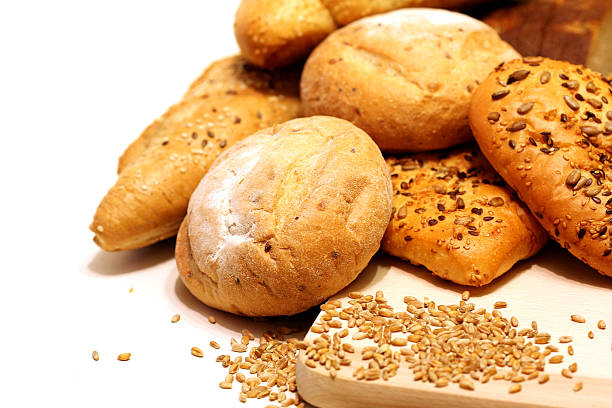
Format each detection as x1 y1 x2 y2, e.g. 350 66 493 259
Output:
0 1 316 406
3 2 612 408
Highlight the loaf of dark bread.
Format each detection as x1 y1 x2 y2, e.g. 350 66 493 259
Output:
483 0 612 76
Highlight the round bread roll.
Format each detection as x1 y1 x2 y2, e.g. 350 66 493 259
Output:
175 116 393 316
383 146 548 286
469 57 612 277
300 8 520 152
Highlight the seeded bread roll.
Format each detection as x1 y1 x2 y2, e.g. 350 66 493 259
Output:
234 0 486 69
175 116 393 316
483 0 612 76
90 56 301 251
300 8 520 152
469 57 612 277
382 146 548 286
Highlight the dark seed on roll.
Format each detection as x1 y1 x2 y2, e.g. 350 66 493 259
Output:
507 70 530 84
564 95 580 111
507 120 526 132
565 170 581 187
517 102 534 115
492 90 511 100
488 112 501 122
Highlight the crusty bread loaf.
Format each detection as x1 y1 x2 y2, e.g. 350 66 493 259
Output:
483 0 612 77
176 116 393 316
234 0 487 69
383 146 548 286
90 56 301 251
301 8 520 152
469 57 612 277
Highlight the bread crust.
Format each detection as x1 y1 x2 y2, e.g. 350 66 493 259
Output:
469 57 612 277
176 116 393 316
483 0 612 76
382 146 548 286
234 0 486 69
300 8 520 153
234 0 337 69
90 56 301 251
322 0 484 26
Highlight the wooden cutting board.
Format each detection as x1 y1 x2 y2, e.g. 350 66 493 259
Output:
296 244 612 408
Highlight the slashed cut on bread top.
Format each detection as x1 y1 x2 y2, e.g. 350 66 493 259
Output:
469 57 612 277
383 146 548 286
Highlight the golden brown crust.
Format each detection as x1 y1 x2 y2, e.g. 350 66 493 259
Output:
234 0 337 69
483 0 612 76
233 0 486 69
469 57 612 277
322 0 484 26
300 8 520 152
90 56 301 251
382 145 548 286
176 116 393 316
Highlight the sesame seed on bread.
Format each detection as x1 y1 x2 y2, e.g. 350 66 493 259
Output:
383 145 548 286
469 57 612 277
90 56 301 251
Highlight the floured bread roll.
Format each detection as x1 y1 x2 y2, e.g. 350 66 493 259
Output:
470 57 612 277
383 146 548 286
176 116 393 316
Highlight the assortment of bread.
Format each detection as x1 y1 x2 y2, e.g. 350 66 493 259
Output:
90 56 301 251
92 4 612 317
176 116 392 316
234 0 486 69
470 57 612 277
383 146 548 286
300 8 520 152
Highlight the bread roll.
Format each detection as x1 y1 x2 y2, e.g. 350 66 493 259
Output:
90 56 301 251
233 0 337 69
383 146 548 286
301 8 520 152
175 116 393 316
483 0 612 77
469 57 612 277
234 0 487 69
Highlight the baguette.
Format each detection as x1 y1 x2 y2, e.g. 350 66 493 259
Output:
90 56 301 251
234 0 486 69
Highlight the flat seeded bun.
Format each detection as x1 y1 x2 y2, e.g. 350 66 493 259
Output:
469 57 612 277
176 116 393 316
300 8 520 152
383 146 548 286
